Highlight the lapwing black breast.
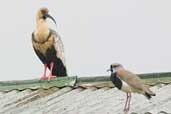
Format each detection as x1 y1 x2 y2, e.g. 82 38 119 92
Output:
110 72 132 93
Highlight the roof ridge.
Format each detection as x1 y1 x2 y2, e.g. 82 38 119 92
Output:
0 72 171 91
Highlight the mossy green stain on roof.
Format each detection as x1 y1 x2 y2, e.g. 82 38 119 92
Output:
0 72 171 91
0 76 77 91
77 72 171 83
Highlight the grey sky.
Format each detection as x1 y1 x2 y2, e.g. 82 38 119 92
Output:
0 0 171 81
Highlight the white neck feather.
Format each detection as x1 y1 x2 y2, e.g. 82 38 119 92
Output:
34 19 50 42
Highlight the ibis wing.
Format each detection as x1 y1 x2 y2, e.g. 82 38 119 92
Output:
32 32 47 64
50 29 66 66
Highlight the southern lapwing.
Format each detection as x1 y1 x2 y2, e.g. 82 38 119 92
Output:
32 7 67 81
108 63 155 112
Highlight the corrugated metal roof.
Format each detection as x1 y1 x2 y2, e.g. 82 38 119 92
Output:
0 84 171 114
0 73 171 114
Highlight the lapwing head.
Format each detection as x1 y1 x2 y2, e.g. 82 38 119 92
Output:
107 63 123 73
37 7 56 24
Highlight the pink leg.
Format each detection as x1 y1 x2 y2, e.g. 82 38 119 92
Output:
124 93 129 111
124 93 131 112
40 64 47 80
48 62 56 81
127 93 131 111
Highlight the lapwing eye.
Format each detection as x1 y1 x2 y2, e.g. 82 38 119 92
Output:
114 64 121 68
113 65 118 68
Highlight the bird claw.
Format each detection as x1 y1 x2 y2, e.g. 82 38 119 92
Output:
48 75 56 81
39 76 47 80
123 110 129 114
124 108 129 113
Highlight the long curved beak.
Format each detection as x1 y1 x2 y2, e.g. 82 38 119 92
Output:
44 13 56 24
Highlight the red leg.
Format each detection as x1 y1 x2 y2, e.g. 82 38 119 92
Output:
124 93 129 112
48 62 56 81
40 64 47 80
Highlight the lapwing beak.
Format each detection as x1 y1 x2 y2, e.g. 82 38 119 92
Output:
106 69 111 72
44 13 56 25
107 68 114 72
107 65 114 72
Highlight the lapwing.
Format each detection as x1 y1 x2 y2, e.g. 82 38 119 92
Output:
108 63 155 112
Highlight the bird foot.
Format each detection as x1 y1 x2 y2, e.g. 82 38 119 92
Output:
123 110 129 114
124 108 129 113
39 76 47 80
48 74 56 81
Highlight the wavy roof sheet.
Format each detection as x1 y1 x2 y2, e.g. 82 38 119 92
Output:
0 72 171 114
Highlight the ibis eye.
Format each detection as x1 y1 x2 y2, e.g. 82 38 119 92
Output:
43 15 46 19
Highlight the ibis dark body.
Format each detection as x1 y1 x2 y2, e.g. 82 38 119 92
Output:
32 29 67 77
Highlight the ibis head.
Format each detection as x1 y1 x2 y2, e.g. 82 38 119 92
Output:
37 7 56 24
